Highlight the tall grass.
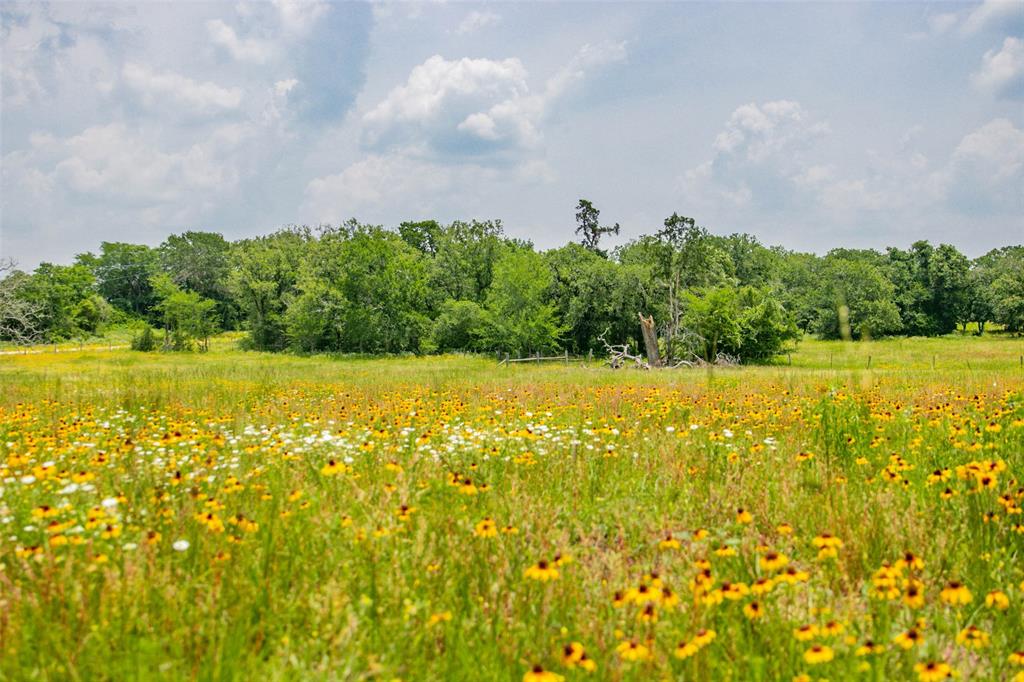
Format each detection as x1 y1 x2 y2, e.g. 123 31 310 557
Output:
0 337 1020 680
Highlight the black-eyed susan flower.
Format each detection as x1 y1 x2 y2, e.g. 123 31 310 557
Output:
562 642 596 672
636 603 658 623
896 550 924 571
940 580 972 606
320 459 346 475
793 624 818 642
615 640 651 662
674 629 715 659
736 508 753 524
523 665 563 682
524 560 558 582
659 534 681 550
914 661 953 681
855 640 885 656
894 628 923 650
473 517 497 538
955 625 989 649
985 589 1010 610
903 580 925 609
821 620 844 637
743 601 764 620
803 644 834 664
759 550 789 572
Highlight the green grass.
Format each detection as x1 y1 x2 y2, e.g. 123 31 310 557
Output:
0 337 1020 681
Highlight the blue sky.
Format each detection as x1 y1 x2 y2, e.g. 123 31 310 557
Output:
1 1 1022 269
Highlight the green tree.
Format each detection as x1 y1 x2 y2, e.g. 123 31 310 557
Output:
970 246 1023 333
151 274 219 351
158 231 236 326
285 224 431 353
427 299 488 353
229 228 310 351
545 243 655 353
23 263 96 341
682 287 743 362
990 255 1024 333
86 242 158 318
813 254 902 340
481 249 563 355
574 199 620 254
617 214 731 362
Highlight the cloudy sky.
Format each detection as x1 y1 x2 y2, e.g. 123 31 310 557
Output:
1 1 1022 269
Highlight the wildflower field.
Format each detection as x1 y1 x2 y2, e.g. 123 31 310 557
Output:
1 337 1022 681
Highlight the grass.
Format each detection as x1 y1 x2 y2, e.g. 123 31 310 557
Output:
0 335 1021 681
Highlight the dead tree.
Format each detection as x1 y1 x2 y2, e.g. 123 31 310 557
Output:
0 259 41 345
638 313 662 367
597 329 649 370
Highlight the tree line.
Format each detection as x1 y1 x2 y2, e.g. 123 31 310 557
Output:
1 201 1021 363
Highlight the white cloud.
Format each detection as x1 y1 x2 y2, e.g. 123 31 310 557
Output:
972 36 1024 97
456 10 501 35
361 42 626 156
682 101 1024 233
53 123 239 202
206 19 277 63
272 0 329 35
122 63 243 113
937 118 1024 212
962 0 1022 35
304 153 456 223
928 12 959 36
1 121 248 217
711 100 830 161
680 100 832 212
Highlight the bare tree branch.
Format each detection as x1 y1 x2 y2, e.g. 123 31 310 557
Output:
0 258 42 345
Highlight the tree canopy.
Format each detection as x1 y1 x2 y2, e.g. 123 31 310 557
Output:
2 202 1020 361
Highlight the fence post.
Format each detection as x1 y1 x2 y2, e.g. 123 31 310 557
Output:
564 349 569 365
867 355 872 369
788 353 792 366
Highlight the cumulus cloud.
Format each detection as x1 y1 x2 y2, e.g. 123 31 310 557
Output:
682 100 1024 236
36 123 239 203
972 36 1024 97
361 42 626 158
272 0 329 35
456 10 501 35
304 153 455 223
938 118 1024 212
122 63 243 114
206 19 277 63
680 100 831 211
961 0 1023 35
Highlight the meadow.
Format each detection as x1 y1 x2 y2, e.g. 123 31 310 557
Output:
0 336 1022 681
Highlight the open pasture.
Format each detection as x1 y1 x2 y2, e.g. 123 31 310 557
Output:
0 339 1022 681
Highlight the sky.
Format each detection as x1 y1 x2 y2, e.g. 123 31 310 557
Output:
1 1 1022 270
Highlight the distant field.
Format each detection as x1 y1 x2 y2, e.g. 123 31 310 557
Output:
0 339 1021 680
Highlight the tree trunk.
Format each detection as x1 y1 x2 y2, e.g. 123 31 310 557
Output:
638 313 662 367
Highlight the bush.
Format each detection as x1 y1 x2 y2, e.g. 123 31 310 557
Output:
131 326 157 352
